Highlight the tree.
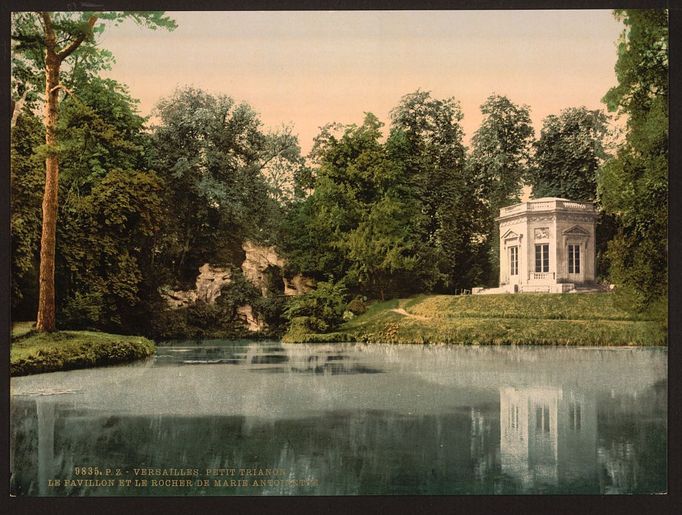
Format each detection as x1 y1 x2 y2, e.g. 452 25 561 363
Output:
280 115 384 284
10 110 44 316
11 11 176 332
389 90 480 290
598 9 668 308
150 87 303 285
469 94 535 284
529 107 609 201
470 95 534 208
10 69 169 332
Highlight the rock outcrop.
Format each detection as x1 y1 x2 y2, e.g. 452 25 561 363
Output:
283 274 316 296
161 241 315 333
241 241 285 296
162 264 232 308
236 305 265 332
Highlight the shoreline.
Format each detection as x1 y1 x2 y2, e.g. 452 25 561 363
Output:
282 294 667 347
10 324 156 377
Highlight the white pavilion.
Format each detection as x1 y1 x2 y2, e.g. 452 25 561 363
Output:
474 197 598 294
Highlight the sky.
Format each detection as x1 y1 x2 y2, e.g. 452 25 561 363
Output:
98 10 624 153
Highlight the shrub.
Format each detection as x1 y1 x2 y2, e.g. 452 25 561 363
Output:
347 295 368 315
59 291 104 330
284 281 349 333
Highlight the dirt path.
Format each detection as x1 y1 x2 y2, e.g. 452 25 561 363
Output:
390 308 430 321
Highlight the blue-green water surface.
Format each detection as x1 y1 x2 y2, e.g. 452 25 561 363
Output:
10 342 667 495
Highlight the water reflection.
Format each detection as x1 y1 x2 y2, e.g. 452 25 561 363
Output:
10 342 666 495
500 387 597 490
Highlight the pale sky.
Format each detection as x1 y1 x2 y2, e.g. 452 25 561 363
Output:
98 10 624 153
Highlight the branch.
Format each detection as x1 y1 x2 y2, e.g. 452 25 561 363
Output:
39 12 56 51
49 83 75 96
57 15 97 61
11 89 29 129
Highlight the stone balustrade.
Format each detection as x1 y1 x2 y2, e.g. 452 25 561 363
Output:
499 198 595 217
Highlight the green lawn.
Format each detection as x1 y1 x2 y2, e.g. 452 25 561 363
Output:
11 322 155 376
283 293 667 346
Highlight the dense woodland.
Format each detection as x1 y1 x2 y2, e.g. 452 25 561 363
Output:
10 10 668 339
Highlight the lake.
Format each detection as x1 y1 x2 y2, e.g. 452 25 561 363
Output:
10 341 667 496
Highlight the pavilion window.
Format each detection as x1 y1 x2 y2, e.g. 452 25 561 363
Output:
509 246 518 276
534 244 549 273
568 244 580 274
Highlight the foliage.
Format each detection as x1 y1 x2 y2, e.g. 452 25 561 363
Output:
284 281 349 333
150 87 303 286
346 296 369 315
10 72 167 333
468 94 535 285
598 9 668 309
216 269 261 317
389 90 480 290
57 168 165 331
10 110 44 313
281 114 431 298
470 94 535 208
11 11 176 112
529 107 609 201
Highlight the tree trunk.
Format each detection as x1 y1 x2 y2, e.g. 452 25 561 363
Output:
35 12 96 332
35 49 60 332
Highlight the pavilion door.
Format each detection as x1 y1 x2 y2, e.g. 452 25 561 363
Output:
567 243 583 282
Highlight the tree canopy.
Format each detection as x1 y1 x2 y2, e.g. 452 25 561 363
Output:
598 9 668 308
529 107 609 201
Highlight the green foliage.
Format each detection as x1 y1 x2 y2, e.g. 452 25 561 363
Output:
10 74 167 333
529 107 609 200
470 94 535 207
150 87 303 285
468 94 535 285
598 9 668 309
57 168 165 331
58 76 148 188
389 90 481 290
284 281 349 333
10 110 44 313
346 296 368 316
216 269 261 316
11 11 176 112
283 91 481 300
344 195 420 299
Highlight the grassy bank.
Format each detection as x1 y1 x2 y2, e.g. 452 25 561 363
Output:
11 322 156 376
283 293 667 346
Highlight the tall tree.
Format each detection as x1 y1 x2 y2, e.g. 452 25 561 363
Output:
281 114 433 298
11 11 176 332
529 107 609 201
470 95 534 208
469 94 535 284
150 87 303 285
598 9 668 308
389 90 479 290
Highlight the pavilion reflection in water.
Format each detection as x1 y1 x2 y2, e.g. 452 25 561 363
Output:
500 386 597 488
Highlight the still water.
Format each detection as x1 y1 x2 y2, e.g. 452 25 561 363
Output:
10 341 666 496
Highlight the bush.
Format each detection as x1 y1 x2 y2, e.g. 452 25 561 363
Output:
347 295 368 315
284 281 349 333
59 291 105 330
